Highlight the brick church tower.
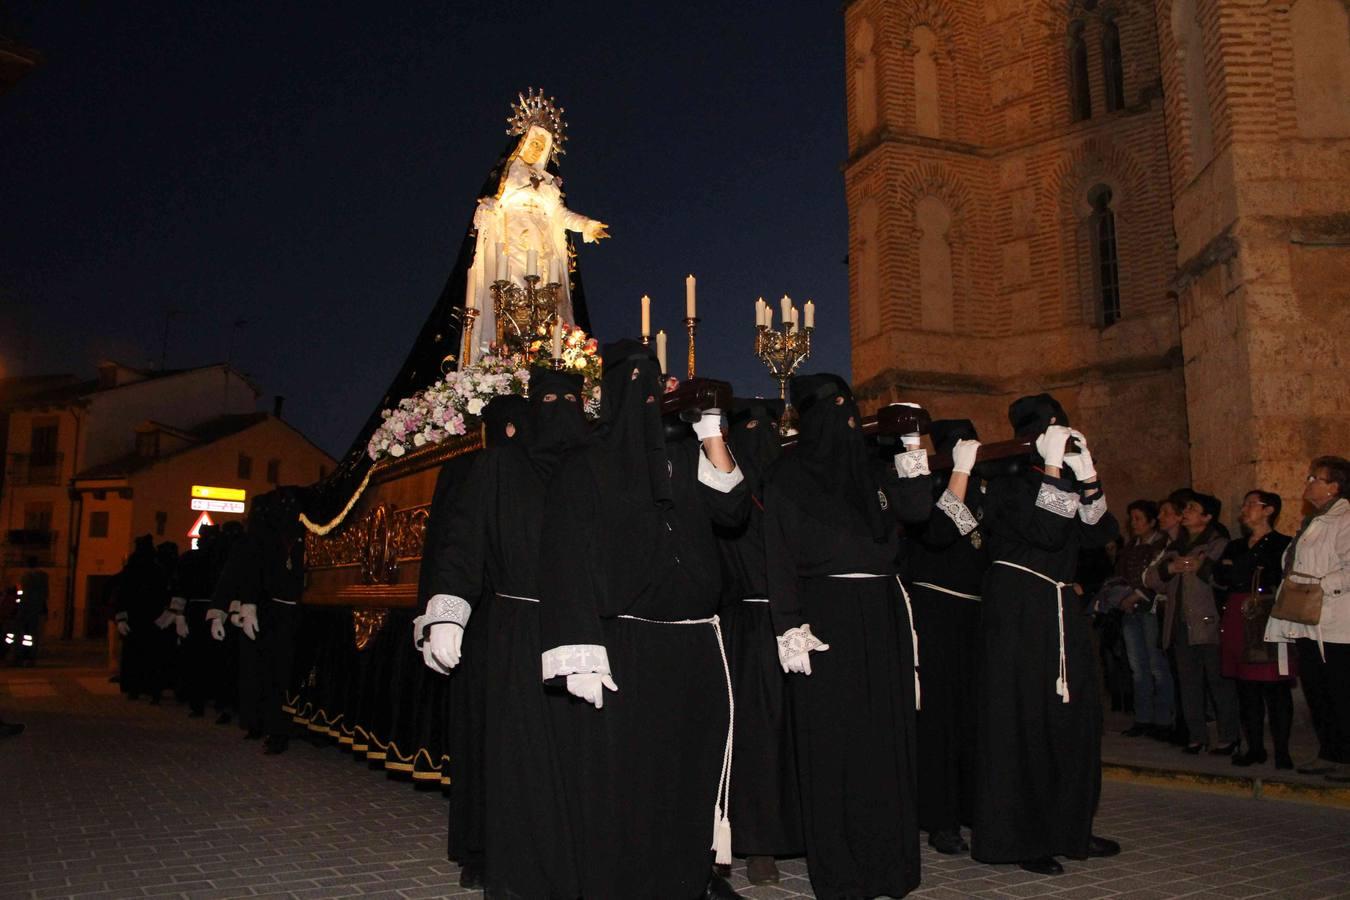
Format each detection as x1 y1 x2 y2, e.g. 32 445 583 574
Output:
844 0 1350 517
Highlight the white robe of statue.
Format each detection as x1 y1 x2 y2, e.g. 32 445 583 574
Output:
465 126 608 361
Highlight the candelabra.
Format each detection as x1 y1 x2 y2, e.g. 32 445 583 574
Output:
490 275 561 358
458 307 480 372
755 321 813 434
683 316 700 380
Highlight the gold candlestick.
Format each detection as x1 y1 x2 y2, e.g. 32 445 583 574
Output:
460 306 481 369
683 316 700 381
490 275 562 358
754 322 814 435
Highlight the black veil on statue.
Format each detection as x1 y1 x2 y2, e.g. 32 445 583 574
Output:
304 137 594 527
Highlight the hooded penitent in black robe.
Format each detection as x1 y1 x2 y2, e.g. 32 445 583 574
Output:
714 399 803 860
171 529 220 716
114 535 170 699
539 340 748 900
420 395 525 873
417 374 590 899
905 419 990 841
764 375 933 900
971 394 1119 865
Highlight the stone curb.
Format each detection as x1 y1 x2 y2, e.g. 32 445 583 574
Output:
1103 761 1350 809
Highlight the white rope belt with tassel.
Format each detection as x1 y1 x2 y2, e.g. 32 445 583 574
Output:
615 613 735 866
992 560 1071 703
825 574 922 710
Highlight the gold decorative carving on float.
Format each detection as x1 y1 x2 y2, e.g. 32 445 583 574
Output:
352 609 389 651
305 503 430 575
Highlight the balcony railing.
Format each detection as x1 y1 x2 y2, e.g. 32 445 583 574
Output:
3 529 59 567
5 452 65 486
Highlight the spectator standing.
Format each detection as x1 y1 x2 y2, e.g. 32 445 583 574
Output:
1266 456 1350 781
1117 501 1173 738
1146 493 1240 755
1215 490 1294 768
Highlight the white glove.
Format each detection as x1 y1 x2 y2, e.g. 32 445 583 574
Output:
205 608 226 641
1035 424 1073 469
154 610 175 630
239 603 259 641
951 438 981 476
116 620 131 637
777 624 830 675
1063 429 1097 481
566 672 619 708
692 409 724 442
174 614 189 639
227 599 242 627
425 622 463 674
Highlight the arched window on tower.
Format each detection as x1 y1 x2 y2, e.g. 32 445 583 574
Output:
1101 17 1126 112
855 20 879 136
1088 184 1121 327
1069 21 1092 122
912 25 941 138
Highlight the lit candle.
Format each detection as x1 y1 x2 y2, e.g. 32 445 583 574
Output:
494 243 507 282
781 295 792 323
765 306 773 330
686 274 696 319
641 295 651 337
656 330 668 373
552 320 563 358
756 297 766 328
804 299 815 329
526 249 538 278
789 307 799 333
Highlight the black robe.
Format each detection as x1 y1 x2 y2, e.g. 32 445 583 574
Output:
540 435 748 900
114 548 171 698
971 471 1119 863
423 441 580 899
905 482 989 836
714 411 802 859
764 454 931 900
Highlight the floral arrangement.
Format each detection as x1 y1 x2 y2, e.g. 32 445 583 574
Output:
366 324 602 462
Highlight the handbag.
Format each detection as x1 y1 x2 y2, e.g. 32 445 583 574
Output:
1272 571 1323 626
1241 567 1277 664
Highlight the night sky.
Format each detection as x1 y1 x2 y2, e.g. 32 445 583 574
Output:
1 2 850 458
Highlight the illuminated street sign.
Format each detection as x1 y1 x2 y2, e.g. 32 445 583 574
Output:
191 485 246 502
191 498 246 513
187 511 214 539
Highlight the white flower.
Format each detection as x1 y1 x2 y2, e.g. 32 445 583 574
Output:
467 397 485 416
389 444 406 458
413 433 427 447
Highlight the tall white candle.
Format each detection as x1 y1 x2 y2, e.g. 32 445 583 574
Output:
641 295 651 337
804 300 815 329
526 249 538 278
756 297 766 327
686 274 696 319
550 256 562 284
494 243 507 282
765 307 773 330
789 307 798 333
656 330 668 373
552 321 563 358
781 295 792 323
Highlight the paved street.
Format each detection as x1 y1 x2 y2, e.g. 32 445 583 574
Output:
4 646 1350 900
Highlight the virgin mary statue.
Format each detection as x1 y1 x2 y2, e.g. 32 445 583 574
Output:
303 89 608 527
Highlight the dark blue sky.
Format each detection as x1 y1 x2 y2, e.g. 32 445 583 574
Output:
1 2 850 457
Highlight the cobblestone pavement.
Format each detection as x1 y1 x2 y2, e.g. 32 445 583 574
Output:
4 648 1350 899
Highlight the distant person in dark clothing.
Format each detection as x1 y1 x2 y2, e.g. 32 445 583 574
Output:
5 560 48 666
1117 500 1172 739
114 535 171 701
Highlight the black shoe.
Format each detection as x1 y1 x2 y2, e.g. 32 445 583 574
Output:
262 735 289 755
1232 750 1267 767
1087 835 1121 857
712 863 731 879
1019 856 1064 875
1275 753 1294 770
0 720 24 738
928 828 969 855
1182 743 1204 755
703 872 743 899
746 856 779 885
1209 741 1239 756
459 860 484 890
244 727 263 740
215 711 233 726
1121 722 1149 737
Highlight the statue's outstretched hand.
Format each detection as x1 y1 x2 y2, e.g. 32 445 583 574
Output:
584 221 610 243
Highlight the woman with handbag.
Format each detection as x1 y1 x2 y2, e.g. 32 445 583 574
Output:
1266 456 1350 782
1215 490 1294 768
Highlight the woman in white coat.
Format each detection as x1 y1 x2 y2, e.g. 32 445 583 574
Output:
1265 456 1350 782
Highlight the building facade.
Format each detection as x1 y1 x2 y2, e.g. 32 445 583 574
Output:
844 0 1350 520
0 362 331 638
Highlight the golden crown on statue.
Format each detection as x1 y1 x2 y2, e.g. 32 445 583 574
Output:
506 87 567 162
